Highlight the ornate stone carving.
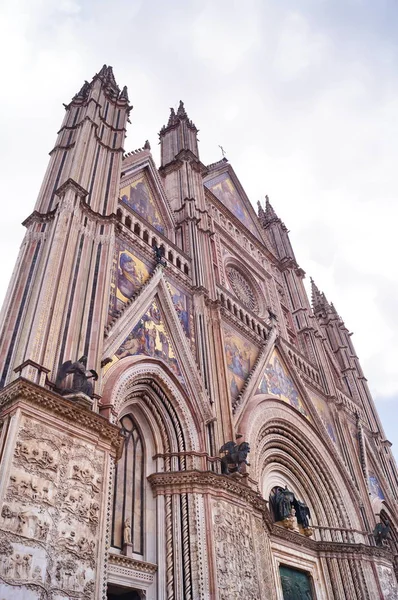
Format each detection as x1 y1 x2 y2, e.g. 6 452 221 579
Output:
213 500 260 599
0 415 104 599
377 565 398 599
226 266 258 312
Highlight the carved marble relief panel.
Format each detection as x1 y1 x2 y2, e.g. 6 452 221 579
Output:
0 416 106 600
377 565 398 600
212 500 261 600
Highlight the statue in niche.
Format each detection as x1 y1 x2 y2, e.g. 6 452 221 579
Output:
273 486 294 521
293 498 311 530
55 356 98 398
123 518 132 545
374 521 390 547
219 436 250 475
271 486 313 535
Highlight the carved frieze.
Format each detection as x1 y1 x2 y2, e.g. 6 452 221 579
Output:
377 564 398 599
212 500 261 600
0 415 107 599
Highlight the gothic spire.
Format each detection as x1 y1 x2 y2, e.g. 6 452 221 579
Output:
264 195 280 224
310 278 332 313
167 107 177 127
160 101 197 134
177 100 188 118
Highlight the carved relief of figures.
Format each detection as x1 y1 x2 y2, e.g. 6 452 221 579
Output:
71 464 101 493
60 489 99 529
213 501 260 600
377 565 398 600
57 530 96 566
5 472 54 506
55 558 94 593
14 440 58 475
0 541 38 583
0 417 103 599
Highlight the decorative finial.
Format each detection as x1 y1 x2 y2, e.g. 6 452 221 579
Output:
143 140 151 150
177 100 187 118
119 85 129 102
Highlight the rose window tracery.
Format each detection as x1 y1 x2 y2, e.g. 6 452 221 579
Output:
226 266 258 312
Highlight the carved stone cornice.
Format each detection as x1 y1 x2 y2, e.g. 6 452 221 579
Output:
148 470 269 515
271 523 393 560
108 553 157 574
0 378 123 458
55 177 89 199
22 207 58 228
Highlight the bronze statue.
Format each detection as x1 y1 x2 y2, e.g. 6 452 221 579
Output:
293 498 311 529
274 486 295 521
374 521 390 547
154 244 166 266
219 439 250 475
55 356 98 398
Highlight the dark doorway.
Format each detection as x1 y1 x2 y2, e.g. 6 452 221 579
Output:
280 565 315 600
107 584 142 599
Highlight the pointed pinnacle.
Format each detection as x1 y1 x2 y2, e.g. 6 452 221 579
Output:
144 140 151 150
98 64 108 78
167 107 177 127
257 200 266 222
310 277 322 308
119 85 129 102
177 100 187 118
265 196 279 222
74 80 90 100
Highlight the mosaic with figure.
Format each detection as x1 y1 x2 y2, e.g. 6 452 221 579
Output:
369 472 385 500
223 325 259 399
121 176 165 234
166 280 191 340
108 240 151 320
205 173 258 237
311 393 337 443
108 300 184 384
256 351 309 418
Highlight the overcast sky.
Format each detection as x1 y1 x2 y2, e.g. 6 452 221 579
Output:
0 0 397 453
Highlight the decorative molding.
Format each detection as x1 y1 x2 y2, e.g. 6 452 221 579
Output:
0 378 123 459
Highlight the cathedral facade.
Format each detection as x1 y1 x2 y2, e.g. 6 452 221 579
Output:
0 65 397 599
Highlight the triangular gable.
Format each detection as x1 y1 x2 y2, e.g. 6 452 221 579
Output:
165 278 193 343
255 349 310 419
108 238 153 323
105 297 185 387
308 392 338 445
103 270 213 423
120 153 176 233
120 172 166 235
223 323 260 401
204 163 263 240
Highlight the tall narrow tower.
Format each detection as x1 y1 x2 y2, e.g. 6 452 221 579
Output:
0 65 131 387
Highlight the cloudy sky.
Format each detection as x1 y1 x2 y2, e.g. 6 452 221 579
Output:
0 0 397 451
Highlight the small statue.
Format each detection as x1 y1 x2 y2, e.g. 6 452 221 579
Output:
123 518 132 545
274 486 294 521
154 244 166 266
55 356 98 398
219 437 250 475
374 521 390 547
293 498 311 529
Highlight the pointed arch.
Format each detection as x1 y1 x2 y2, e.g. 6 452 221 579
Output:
239 397 365 541
101 356 203 453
